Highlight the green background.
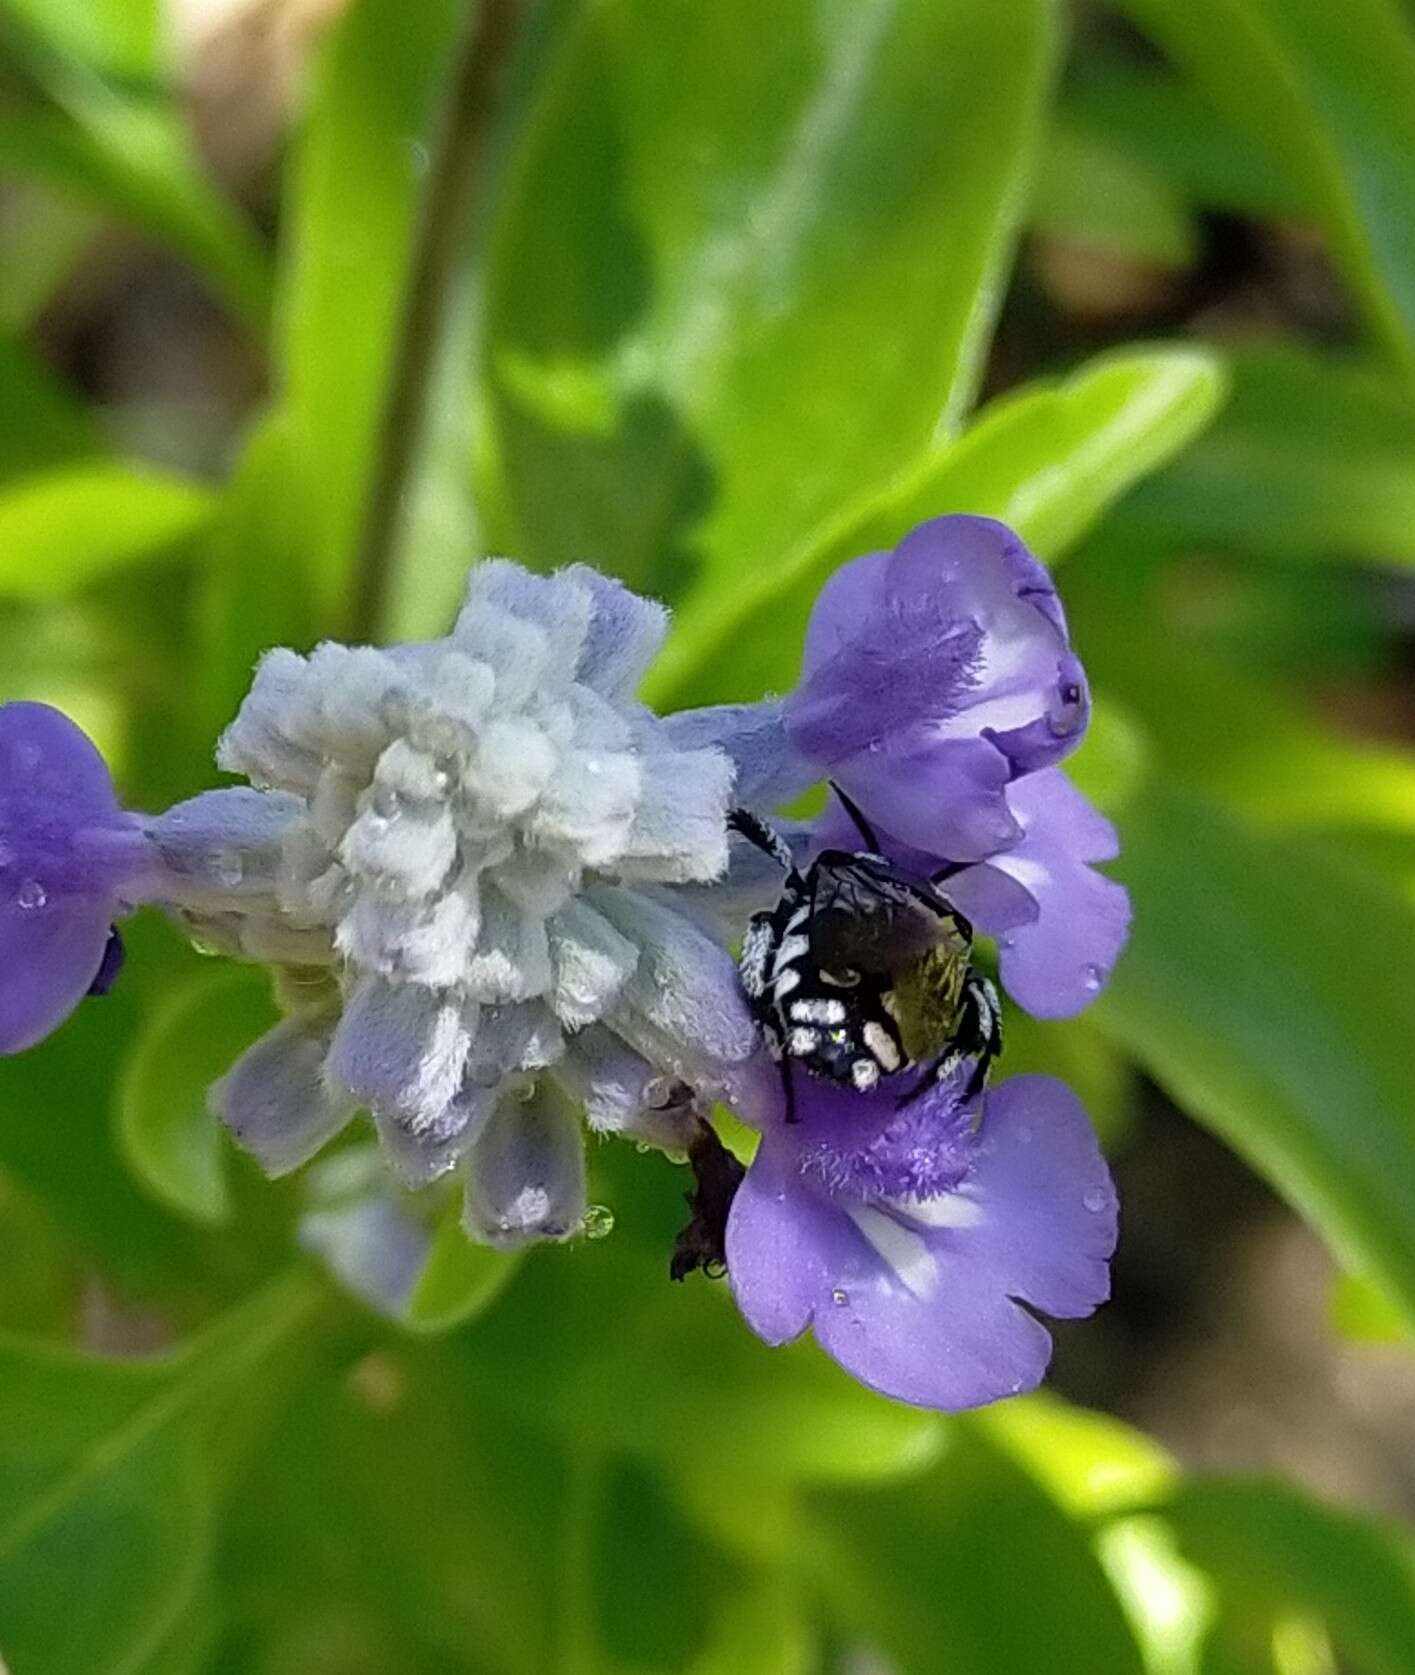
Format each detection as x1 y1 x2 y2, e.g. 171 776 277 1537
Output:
1 1 1413 1671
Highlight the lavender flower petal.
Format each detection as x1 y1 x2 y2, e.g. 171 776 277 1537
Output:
784 517 1089 860
0 702 151 1052
210 1016 356 1176
727 1075 1116 1410
950 769 1131 1018
463 1085 587 1249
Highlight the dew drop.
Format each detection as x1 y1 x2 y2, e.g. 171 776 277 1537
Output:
634 1142 652 1156
831 1288 849 1307
579 1203 615 1241
998 935 1016 951
16 879 46 910
1083 1188 1108 1214
188 934 221 957
1082 963 1103 992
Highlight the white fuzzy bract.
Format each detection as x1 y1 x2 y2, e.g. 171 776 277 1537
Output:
150 561 776 1243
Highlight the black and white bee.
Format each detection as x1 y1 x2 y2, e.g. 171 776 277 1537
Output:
730 788 1002 1122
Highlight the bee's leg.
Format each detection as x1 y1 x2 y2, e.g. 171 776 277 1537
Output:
738 910 776 1000
727 808 796 875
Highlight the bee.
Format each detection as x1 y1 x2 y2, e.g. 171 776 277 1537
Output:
730 787 1001 1122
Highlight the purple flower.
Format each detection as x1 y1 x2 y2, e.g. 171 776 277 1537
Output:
0 702 153 1053
785 514 1089 861
726 1072 1116 1409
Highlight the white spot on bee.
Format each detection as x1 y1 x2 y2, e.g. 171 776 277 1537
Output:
848 1206 937 1300
772 967 800 996
784 905 811 934
774 934 809 969
790 998 846 1025
850 1058 880 1091
862 1021 902 1072
820 967 860 987
788 1026 819 1055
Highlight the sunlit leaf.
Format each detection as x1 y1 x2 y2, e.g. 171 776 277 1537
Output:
277 0 463 629
482 0 1058 599
1115 0 1415 383
1161 1478 1415 1675
804 1423 1147 1674
0 462 215 599
651 344 1225 706
1329 1271 1411 1344
116 967 277 1225
1120 346 1415 568
1094 783 1415 1326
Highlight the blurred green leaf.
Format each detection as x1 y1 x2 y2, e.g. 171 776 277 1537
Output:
1115 0 1415 383
651 344 1226 706
116 967 276 1226
1121 345 1415 568
0 186 100 331
0 332 99 480
976 1393 1178 1518
804 1423 1147 1674
0 1272 318 1675
0 92 269 333
0 462 215 599
1094 783 1415 1326
1059 61 1302 221
1033 121 1200 268
278 0 463 629
196 412 317 741
451 1231 941 1484
1329 1270 1412 1344
1 0 164 81
1161 1478 1415 1675
482 0 1058 596
403 1199 523 1334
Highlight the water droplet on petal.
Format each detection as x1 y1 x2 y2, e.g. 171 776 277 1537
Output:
188 935 221 957
16 879 46 910
1083 1188 1108 1214
579 1203 615 1241
999 935 1016 951
831 1288 849 1307
1082 963 1103 993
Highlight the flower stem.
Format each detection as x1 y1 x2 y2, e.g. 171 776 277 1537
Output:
347 0 521 644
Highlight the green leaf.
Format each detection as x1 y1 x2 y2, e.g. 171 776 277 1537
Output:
1 0 164 81
0 332 100 481
403 1199 523 1334
1329 1271 1411 1344
1160 1478 1415 1675
1119 345 1415 568
1093 783 1415 1325
974 1392 1178 1518
804 1423 1147 1675
1032 121 1200 268
481 0 1058 597
1114 0 1415 383
0 1273 319 1675
277 0 463 628
0 98 269 333
649 344 1226 707
196 411 317 740
116 968 277 1225
1059 61 1302 221
450 1228 941 1483
0 462 215 599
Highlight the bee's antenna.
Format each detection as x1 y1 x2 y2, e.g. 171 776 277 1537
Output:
829 781 880 852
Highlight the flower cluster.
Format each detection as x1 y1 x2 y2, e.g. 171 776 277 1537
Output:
0 515 1126 1410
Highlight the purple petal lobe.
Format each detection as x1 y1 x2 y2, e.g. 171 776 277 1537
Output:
784 518 1092 860
87 928 126 995
959 769 1130 1018
726 1075 1116 1410
0 702 147 1052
